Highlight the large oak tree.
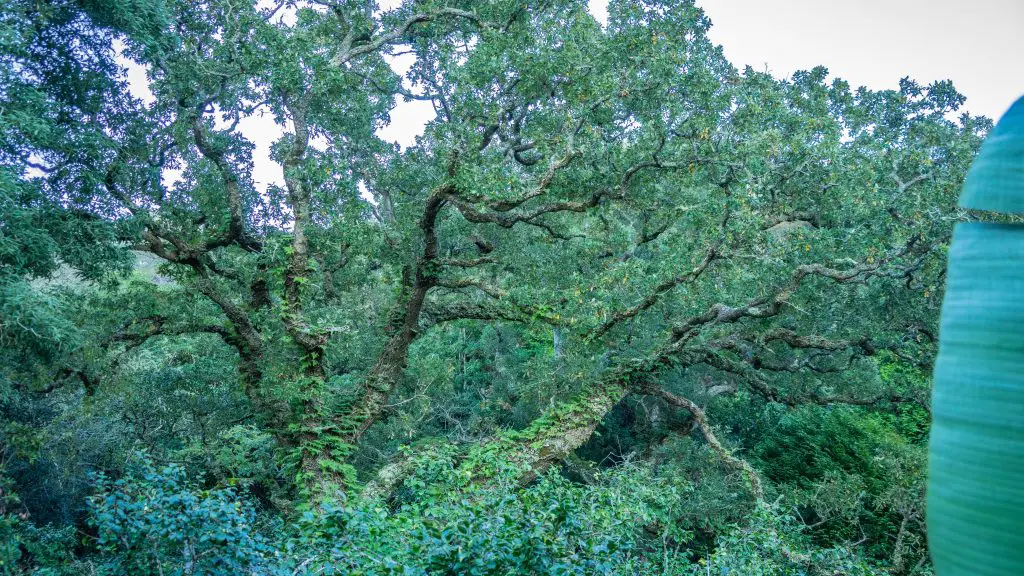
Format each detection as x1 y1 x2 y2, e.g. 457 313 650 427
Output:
2 1 986 558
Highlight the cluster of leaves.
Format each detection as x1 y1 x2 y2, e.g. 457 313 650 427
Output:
88 458 273 576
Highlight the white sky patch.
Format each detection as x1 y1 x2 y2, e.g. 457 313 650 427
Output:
309 133 331 152
377 99 435 149
113 39 155 105
256 0 298 26
699 0 1024 121
161 166 184 189
357 180 376 204
236 112 285 192
377 48 435 149
24 153 48 179
588 0 609 27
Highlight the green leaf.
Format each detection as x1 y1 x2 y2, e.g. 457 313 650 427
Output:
928 222 1024 575
959 95 1024 213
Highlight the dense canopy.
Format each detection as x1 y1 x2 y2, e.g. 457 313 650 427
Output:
0 1 993 574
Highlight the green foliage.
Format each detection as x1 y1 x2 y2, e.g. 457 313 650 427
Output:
88 456 273 576
283 465 691 575
74 453 890 576
0 0 990 572
752 406 893 489
213 425 279 488
699 505 887 576
751 405 928 568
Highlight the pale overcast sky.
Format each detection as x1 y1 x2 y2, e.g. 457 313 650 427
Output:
692 0 1024 121
125 0 1024 192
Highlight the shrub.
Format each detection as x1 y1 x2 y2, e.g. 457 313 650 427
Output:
88 456 272 576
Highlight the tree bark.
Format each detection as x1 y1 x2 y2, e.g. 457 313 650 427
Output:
343 192 447 444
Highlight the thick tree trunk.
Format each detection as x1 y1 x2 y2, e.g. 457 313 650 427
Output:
277 98 350 499
502 380 629 484
347 283 430 443
360 365 764 502
341 193 447 445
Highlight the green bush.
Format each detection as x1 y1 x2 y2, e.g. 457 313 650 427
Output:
699 506 886 576
281 463 691 575
88 457 272 576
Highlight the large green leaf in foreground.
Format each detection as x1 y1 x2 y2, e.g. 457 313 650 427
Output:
928 99 1024 575
959 97 1024 213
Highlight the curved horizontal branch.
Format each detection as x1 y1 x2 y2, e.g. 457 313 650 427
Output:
592 239 722 339
698 348 928 413
434 277 508 300
443 188 605 238
668 238 924 346
332 8 493 67
437 256 497 268
107 315 233 348
421 301 532 326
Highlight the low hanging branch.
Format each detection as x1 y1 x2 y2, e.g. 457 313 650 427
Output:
641 383 764 502
700 349 929 412
665 236 928 351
